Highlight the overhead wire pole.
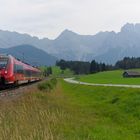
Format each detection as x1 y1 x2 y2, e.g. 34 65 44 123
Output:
22 53 25 62
20 52 41 67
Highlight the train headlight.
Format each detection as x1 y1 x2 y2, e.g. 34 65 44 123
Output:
4 71 8 74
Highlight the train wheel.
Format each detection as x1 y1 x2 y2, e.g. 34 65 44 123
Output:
1 77 5 85
14 81 19 86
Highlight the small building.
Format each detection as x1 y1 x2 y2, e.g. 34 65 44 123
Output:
123 71 140 78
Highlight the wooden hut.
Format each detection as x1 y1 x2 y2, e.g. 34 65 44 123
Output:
123 71 140 78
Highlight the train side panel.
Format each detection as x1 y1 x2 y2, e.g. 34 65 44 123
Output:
0 55 42 85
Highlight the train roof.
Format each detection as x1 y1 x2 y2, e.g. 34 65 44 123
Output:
0 54 40 72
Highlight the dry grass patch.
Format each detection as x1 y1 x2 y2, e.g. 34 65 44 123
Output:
0 82 67 140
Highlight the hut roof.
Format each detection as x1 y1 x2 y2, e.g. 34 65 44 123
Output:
123 71 140 76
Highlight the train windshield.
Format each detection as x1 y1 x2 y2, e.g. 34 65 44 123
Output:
0 58 8 69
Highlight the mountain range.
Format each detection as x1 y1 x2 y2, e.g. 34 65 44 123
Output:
0 23 140 64
0 45 57 66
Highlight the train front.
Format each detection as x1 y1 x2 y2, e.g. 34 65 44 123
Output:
0 55 13 85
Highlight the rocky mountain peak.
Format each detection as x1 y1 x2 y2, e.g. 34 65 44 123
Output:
56 29 79 40
121 23 135 33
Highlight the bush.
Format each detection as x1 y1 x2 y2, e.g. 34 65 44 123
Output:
38 78 57 92
50 78 57 86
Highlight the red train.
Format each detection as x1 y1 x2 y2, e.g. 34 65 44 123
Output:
0 54 42 85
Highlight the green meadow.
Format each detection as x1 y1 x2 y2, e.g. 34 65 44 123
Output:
1 79 140 139
41 66 73 77
52 66 73 77
79 70 140 85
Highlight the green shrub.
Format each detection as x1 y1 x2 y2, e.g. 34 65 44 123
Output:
50 78 57 86
38 78 57 92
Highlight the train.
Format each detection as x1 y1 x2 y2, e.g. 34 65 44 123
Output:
0 54 42 86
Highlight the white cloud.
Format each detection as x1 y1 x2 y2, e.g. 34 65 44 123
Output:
0 0 140 39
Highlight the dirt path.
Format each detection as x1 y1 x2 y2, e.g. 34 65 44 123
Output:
64 78 140 88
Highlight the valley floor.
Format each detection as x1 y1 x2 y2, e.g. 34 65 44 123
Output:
0 79 140 140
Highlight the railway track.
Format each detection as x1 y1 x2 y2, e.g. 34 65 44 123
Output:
0 81 40 99
0 87 20 98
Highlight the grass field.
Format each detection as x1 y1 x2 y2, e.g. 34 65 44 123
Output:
52 66 73 77
41 66 73 77
0 79 140 139
79 70 140 85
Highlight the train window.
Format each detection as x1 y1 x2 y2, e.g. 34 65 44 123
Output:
14 64 24 74
14 64 17 73
24 70 32 77
25 70 31 77
0 58 8 69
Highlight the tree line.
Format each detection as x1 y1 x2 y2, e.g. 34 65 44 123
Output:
42 57 140 76
43 67 52 77
56 57 140 75
115 57 140 69
56 60 114 75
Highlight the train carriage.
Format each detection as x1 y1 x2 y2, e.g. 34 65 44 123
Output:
0 54 41 85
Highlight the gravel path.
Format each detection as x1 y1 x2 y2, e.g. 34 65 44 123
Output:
64 78 140 88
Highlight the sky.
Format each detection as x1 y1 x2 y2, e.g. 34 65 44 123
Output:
0 0 140 39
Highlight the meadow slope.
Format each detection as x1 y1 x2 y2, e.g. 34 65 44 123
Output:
0 79 140 139
79 70 140 85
